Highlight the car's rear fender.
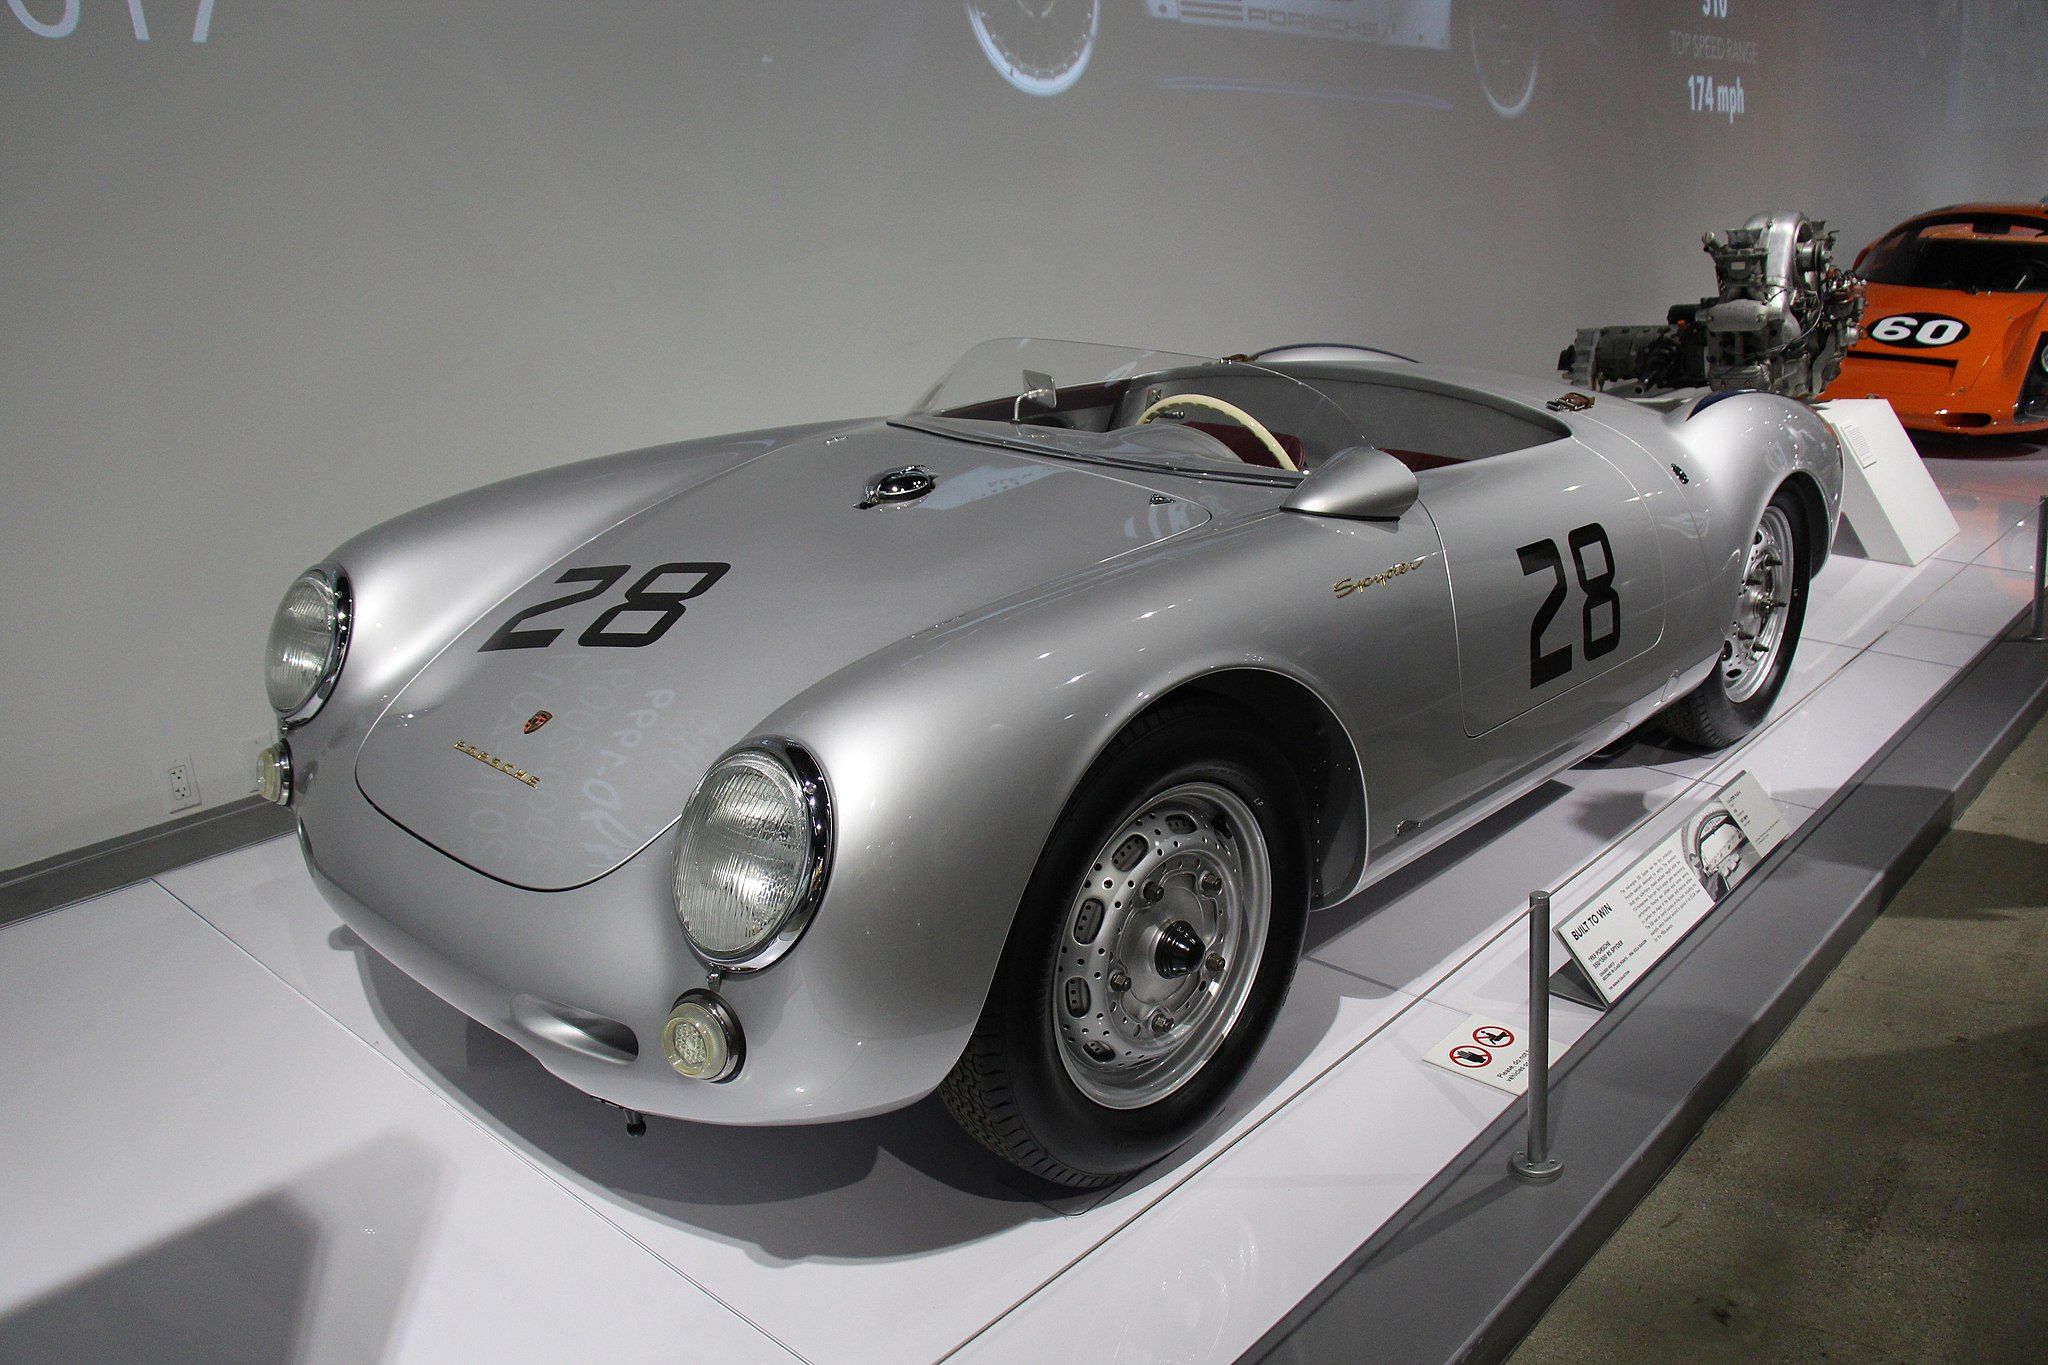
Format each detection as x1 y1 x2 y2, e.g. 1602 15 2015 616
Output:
1659 393 1842 646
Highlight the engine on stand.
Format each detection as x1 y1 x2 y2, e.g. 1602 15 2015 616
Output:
1560 211 1865 400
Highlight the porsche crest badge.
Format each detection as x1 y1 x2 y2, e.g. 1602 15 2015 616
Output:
524 710 552 734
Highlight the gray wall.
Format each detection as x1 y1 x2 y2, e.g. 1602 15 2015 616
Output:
3 0 2044 870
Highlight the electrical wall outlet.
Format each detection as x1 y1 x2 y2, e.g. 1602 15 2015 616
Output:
164 755 201 813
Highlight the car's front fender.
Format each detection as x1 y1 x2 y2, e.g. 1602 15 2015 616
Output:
727 510 1450 1111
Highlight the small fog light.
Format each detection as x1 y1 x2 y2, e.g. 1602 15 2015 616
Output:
662 990 744 1082
257 741 292 806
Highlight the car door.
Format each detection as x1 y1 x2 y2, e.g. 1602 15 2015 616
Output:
1418 433 1667 740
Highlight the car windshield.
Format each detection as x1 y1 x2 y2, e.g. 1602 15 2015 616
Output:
897 338 1369 481
1862 215 2048 294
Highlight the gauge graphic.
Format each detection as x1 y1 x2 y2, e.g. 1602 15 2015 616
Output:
1466 0 1540 118
966 0 1102 96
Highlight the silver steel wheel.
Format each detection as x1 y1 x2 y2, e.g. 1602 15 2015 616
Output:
1052 781 1271 1110
1720 505 1796 703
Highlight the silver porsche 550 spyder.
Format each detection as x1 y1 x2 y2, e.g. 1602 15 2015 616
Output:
260 338 1840 1187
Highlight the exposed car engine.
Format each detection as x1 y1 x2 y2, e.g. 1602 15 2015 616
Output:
1560 212 1865 400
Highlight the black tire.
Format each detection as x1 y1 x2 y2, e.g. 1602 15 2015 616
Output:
1662 486 1810 749
939 702 1309 1189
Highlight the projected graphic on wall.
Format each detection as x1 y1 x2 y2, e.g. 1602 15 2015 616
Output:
965 0 1542 115
957 0 1801 124
11 1 2037 138
6 0 214 41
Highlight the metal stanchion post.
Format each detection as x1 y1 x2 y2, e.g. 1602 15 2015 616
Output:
1510 889 1563 1184
2024 496 2048 643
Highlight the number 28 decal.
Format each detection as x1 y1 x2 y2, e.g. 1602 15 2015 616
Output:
480 563 729 652
1517 523 1620 688
1867 313 1969 349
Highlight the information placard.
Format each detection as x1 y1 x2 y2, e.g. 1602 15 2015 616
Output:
1555 772 1787 1007
1820 399 1959 566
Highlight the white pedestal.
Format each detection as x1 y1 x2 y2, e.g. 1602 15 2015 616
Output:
1818 399 1959 566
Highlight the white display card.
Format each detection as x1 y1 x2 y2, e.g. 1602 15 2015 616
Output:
1555 772 1788 1007
1423 1014 1567 1096
1819 399 1959 566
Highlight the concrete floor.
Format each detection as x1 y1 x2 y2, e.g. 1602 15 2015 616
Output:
1509 709 2048 1363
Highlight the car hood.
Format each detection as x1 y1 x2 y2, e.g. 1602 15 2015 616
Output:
353 423 1209 890
1832 284 2048 398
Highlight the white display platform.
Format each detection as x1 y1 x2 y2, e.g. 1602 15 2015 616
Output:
1821 398 1961 566
0 454 2039 1365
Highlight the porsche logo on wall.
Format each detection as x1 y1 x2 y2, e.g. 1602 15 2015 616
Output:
524 710 552 734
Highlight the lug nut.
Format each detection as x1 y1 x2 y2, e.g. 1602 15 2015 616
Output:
1109 968 1132 992
1141 881 1163 903
1205 951 1226 973
1149 1009 1174 1034
1199 871 1223 895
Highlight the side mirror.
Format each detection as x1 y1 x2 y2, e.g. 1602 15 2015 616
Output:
1014 369 1058 420
1284 446 1419 521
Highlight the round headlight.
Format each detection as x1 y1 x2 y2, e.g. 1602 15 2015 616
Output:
673 744 830 969
265 565 349 723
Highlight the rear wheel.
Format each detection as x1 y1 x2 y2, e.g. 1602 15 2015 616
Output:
940 704 1308 1188
1662 488 1809 748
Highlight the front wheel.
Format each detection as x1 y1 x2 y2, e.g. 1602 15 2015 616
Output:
940 704 1308 1188
1661 488 1810 748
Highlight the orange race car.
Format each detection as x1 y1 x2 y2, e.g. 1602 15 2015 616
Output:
1824 202 2048 436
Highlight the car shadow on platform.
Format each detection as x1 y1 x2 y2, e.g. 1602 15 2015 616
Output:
332 919 1361 1261
0 1137 440 1363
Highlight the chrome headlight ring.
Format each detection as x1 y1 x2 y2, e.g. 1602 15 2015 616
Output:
266 563 352 728
672 739 833 973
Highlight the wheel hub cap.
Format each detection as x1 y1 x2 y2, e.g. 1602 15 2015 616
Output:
1153 919 1204 980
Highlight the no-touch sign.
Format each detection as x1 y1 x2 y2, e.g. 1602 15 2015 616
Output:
1425 1013 1566 1095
